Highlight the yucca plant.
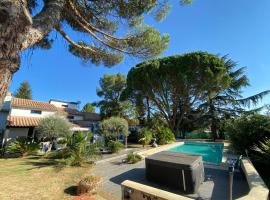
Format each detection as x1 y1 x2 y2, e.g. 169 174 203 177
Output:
65 132 100 166
138 128 152 148
7 138 39 157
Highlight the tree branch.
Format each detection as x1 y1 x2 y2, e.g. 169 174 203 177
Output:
56 26 97 53
67 0 134 54
21 0 66 50
69 0 128 41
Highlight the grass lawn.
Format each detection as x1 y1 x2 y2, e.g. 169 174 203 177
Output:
0 156 92 200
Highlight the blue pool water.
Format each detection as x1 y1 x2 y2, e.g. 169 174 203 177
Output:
169 142 224 164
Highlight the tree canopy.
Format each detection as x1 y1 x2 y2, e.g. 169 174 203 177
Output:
126 51 269 139
81 103 95 113
99 116 129 147
0 0 192 105
14 81 32 99
36 114 71 141
95 73 137 122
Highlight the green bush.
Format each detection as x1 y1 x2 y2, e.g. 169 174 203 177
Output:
226 114 270 154
156 127 175 145
252 139 270 165
126 151 142 164
6 138 39 157
100 117 129 148
185 132 212 139
107 140 124 153
36 114 72 143
138 128 153 147
49 132 99 166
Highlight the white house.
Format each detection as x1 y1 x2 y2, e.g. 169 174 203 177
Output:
0 94 100 145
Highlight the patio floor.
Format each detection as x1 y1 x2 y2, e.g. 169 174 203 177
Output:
92 157 250 200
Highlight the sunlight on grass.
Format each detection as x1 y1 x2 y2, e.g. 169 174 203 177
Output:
0 156 91 200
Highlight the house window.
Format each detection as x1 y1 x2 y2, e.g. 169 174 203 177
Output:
67 115 74 120
31 110 42 114
62 104 68 108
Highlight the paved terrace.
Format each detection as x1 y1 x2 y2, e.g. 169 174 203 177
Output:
93 157 249 200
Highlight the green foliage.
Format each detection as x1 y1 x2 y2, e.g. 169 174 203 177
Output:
185 132 212 139
96 73 141 124
156 127 176 145
60 0 177 67
252 139 270 165
81 103 95 113
50 132 99 166
6 138 39 157
99 117 129 139
126 52 269 140
14 81 32 99
97 73 126 117
36 114 71 141
107 140 124 153
226 114 270 154
138 128 153 147
82 175 101 184
126 52 232 134
126 151 142 164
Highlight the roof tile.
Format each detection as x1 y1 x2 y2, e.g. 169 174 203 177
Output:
11 98 58 111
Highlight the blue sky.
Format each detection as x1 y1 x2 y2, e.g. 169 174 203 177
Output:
10 0 270 109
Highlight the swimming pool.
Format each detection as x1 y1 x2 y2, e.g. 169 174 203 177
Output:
169 142 224 164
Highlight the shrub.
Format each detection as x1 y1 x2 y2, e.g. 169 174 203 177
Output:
100 117 129 148
138 128 153 147
36 114 71 143
77 175 101 195
49 132 99 166
252 139 270 165
107 140 124 153
126 151 142 164
156 127 175 145
226 114 270 154
6 138 39 157
185 132 212 139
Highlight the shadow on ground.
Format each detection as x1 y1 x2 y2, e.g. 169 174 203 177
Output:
64 186 78 196
21 156 66 172
110 166 249 200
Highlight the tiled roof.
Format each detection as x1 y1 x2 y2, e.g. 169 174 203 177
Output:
7 116 41 127
56 107 83 115
7 116 84 129
81 112 100 121
11 98 58 111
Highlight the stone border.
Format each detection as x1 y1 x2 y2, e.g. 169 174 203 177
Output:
121 180 192 200
236 158 269 200
137 142 184 158
95 142 184 164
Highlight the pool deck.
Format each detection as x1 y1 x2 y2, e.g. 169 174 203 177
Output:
93 141 250 200
92 155 249 200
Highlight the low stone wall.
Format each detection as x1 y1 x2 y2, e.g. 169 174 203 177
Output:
121 180 192 200
237 158 269 200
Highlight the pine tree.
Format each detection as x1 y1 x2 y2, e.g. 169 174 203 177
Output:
81 103 95 113
14 81 32 99
0 0 192 105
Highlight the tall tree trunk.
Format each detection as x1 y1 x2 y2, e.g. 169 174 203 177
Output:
209 100 218 141
146 97 151 121
125 135 128 149
0 0 65 106
0 66 15 106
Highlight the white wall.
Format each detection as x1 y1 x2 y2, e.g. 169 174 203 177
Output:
8 128 29 139
49 100 78 109
10 108 55 118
